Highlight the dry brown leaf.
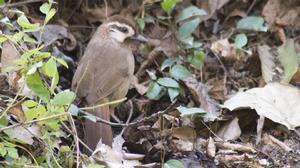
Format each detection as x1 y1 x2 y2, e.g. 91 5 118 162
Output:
207 137 216 158
9 125 41 145
223 83 300 130
198 0 231 21
257 45 276 83
262 133 292 152
217 117 241 141
182 77 219 121
216 142 256 153
210 39 236 58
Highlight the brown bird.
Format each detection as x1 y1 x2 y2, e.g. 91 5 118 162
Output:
72 15 146 151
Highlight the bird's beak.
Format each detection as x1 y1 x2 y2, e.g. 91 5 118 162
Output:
131 34 148 42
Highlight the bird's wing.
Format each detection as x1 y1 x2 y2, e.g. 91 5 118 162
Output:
72 40 132 104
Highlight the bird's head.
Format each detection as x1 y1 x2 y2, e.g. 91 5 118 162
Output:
103 15 147 43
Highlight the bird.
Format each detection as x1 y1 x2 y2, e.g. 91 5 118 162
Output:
71 15 147 151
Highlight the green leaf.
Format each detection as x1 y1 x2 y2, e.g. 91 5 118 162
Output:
0 0 5 5
176 106 206 117
164 159 185 168
137 18 145 30
187 50 206 69
161 0 181 14
0 144 7 156
278 39 298 84
50 71 59 93
24 104 46 121
146 81 166 100
44 58 57 77
176 5 206 22
23 34 37 44
53 90 75 106
7 147 18 159
0 116 8 127
40 3 50 14
17 15 40 31
56 58 68 68
168 88 180 102
23 100 38 108
161 58 177 71
0 36 8 43
234 33 248 48
157 77 179 88
146 70 157 80
27 61 43 75
45 8 56 24
237 16 267 32
68 104 79 116
169 64 192 79
25 72 50 101
178 18 200 40
12 32 24 42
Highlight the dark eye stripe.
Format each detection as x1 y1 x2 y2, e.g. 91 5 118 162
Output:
111 24 129 33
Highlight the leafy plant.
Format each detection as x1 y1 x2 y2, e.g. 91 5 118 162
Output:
0 0 76 166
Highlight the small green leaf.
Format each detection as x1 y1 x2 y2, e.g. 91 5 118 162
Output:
12 32 24 41
278 39 298 84
17 15 40 31
23 100 38 108
176 106 206 117
24 104 46 121
168 88 180 102
7 147 18 159
161 0 181 14
50 71 59 93
45 8 56 24
187 50 206 69
178 18 200 40
146 82 166 100
68 104 79 116
27 61 43 75
161 58 177 71
44 58 57 77
0 116 8 127
137 18 145 30
60 145 71 153
56 58 68 68
164 159 185 168
169 64 192 79
0 36 8 43
23 34 37 44
176 6 206 22
25 72 50 101
157 77 179 88
0 144 7 156
52 90 75 106
237 16 267 32
234 33 248 48
40 3 50 14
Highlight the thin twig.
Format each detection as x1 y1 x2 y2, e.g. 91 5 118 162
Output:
103 0 108 19
0 113 67 132
80 101 177 127
80 98 127 110
66 113 80 168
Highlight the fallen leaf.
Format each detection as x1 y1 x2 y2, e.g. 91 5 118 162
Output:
217 117 241 141
257 45 276 83
210 39 236 58
223 82 300 130
182 77 219 121
207 137 216 158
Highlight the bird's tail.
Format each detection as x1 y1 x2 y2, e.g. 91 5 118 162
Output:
84 105 112 152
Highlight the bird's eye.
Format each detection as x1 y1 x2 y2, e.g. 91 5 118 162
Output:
119 27 128 33
111 24 129 33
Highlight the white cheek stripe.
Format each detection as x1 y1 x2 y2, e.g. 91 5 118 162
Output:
107 21 135 36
